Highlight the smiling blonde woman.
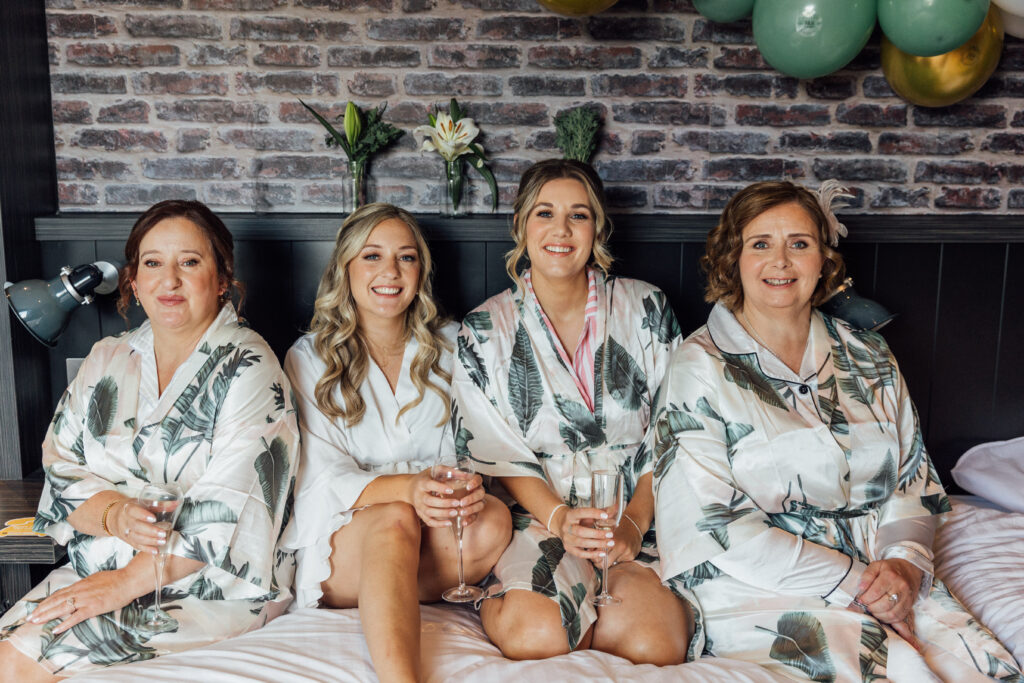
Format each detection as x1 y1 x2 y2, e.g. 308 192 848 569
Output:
280 203 511 683
450 160 699 665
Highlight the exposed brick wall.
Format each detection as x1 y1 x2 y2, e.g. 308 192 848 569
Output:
46 0 1024 213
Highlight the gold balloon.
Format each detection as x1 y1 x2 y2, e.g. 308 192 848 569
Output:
535 0 619 16
882 6 1004 108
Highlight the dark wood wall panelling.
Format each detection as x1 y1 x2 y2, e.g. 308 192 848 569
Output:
32 213 1024 490
0 2 57 479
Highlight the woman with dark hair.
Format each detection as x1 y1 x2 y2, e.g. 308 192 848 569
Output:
451 159 698 664
0 200 299 680
652 181 1021 680
280 203 510 683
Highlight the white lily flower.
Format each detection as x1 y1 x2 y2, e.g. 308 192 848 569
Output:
413 112 480 162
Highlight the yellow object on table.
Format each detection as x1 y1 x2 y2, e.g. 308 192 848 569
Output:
0 517 44 537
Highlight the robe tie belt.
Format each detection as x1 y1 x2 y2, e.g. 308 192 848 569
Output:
787 500 880 519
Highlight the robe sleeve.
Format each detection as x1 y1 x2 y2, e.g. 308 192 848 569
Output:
35 341 122 542
168 341 300 602
872 336 944 593
636 286 683 479
652 344 865 606
451 315 547 482
279 340 388 552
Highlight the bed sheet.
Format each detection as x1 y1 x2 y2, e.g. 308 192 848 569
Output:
72 497 1022 681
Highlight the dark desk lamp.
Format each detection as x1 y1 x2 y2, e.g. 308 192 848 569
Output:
5 261 120 347
819 277 897 331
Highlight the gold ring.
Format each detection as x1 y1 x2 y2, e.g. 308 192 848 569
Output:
65 596 76 610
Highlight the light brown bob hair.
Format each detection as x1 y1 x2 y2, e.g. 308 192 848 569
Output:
702 181 846 311
504 159 614 288
117 199 242 319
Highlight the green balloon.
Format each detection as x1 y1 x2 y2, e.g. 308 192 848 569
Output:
693 0 754 23
878 0 990 57
752 0 877 79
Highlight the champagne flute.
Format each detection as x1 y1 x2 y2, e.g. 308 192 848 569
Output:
590 469 624 606
432 447 483 603
138 482 184 632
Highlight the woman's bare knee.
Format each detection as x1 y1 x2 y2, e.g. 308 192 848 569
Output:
592 564 691 666
481 590 572 660
462 497 512 568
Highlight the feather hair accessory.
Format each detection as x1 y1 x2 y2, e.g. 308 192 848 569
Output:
816 179 854 247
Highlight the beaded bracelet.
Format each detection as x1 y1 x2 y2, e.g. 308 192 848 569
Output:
99 500 119 536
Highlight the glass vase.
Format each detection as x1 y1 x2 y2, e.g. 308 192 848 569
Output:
345 158 366 214
442 159 466 217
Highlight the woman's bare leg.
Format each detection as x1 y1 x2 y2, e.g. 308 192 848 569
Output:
416 494 512 599
590 562 692 666
0 640 64 682
320 502 423 683
480 588 594 660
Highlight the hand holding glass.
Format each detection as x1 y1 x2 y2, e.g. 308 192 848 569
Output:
138 482 183 632
431 453 483 603
590 470 624 606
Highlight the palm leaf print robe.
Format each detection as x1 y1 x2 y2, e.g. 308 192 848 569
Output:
653 303 1021 682
0 306 300 676
452 271 699 654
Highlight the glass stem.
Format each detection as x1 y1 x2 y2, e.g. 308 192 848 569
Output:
454 518 467 589
153 554 166 614
601 551 609 597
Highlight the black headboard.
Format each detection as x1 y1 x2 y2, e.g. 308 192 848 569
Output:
27 212 1024 492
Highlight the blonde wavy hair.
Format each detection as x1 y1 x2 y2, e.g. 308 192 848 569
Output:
309 203 452 428
504 159 614 290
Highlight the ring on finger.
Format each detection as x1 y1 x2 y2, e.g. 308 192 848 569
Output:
65 596 76 612
888 592 899 604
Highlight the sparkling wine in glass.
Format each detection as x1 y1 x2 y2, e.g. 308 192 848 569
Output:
432 452 483 604
138 482 184 632
591 469 624 606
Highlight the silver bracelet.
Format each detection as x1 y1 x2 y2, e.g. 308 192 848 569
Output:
546 503 567 532
623 513 643 538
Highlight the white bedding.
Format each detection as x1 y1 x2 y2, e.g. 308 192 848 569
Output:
74 497 1023 682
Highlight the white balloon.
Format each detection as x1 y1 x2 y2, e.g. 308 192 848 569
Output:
999 5 1024 37
993 0 1024 16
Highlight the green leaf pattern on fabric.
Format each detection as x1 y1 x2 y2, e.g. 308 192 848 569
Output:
720 351 790 410
757 612 836 683
86 376 118 444
508 322 544 435
255 436 291 517
640 291 682 344
604 336 648 410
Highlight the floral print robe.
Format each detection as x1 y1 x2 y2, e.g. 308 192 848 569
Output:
452 270 697 653
653 303 1022 682
0 305 300 676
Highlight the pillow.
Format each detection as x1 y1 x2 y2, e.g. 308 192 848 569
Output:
935 497 1024 665
951 437 1024 513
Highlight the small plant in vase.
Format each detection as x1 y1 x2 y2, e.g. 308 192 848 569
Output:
413 98 497 216
300 99 403 212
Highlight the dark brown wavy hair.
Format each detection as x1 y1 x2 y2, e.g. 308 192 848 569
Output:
702 181 846 312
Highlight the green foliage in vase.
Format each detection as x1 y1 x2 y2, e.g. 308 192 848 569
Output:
554 106 601 164
299 99 403 164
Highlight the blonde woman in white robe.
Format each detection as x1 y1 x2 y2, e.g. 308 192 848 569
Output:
281 203 511 683
0 200 299 681
652 181 1022 682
